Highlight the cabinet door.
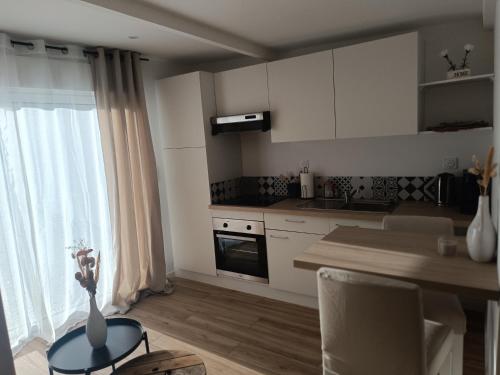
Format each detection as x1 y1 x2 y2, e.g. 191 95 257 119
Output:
267 50 335 143
157 72 206 148
214 64 269 115
164 148 216 276
329 218 382 232
334 32 419 139
266 230 322 296
264 213 330 235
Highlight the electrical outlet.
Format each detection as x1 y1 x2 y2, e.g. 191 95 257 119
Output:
443 157 459 171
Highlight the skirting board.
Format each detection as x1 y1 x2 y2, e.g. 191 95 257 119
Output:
174 269 319 309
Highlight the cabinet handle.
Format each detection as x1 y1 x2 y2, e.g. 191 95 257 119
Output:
285 219 306 223
270 235 289 240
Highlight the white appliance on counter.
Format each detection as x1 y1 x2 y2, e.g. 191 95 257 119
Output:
300 172 315 199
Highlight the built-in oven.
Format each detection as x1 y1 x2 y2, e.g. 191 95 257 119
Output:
212 217 268 283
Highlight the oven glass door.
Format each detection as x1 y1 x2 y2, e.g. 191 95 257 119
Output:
214 231 268 281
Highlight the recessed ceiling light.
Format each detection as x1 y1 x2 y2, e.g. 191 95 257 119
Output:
128 36 139 40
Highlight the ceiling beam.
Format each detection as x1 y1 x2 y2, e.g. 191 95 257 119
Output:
77 0 275 60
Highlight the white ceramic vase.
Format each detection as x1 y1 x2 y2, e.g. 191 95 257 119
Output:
466 195 496 262
86 295 107 349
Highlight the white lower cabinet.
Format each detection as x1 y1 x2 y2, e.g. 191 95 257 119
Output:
329 218 382 231
266 229 323 297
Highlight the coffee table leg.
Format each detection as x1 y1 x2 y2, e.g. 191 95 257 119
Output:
143 331 150 353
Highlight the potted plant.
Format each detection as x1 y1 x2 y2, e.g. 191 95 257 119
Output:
440 44 474 79
69 241 107 348
466 147 497 262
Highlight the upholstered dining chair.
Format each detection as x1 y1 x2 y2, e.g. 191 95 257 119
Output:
382 215 466 375
382 215 454 236
317 267 456 375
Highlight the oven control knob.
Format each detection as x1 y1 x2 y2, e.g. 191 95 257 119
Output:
246 225 252 230
223 223 228 228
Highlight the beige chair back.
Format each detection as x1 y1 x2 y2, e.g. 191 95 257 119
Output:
317 267 426 375
382 215 453 236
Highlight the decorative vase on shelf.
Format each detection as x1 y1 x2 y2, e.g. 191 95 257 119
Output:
466 195 496 262
86 295 107 349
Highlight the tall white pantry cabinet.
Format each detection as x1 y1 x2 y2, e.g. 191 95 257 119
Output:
157 71 242 276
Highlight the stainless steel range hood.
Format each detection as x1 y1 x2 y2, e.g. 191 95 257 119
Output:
211 111 270 135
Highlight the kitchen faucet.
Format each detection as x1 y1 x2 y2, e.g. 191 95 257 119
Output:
344 188 360 204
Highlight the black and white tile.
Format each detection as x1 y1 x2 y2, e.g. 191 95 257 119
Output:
371 177 398 201
396 177 436 202
274 177 289 197
258 176 275 195
333 177 353 196
211 175 437 203
210 177 241 203
351 177 373 200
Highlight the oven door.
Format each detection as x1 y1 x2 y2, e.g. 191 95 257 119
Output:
214 231 268 283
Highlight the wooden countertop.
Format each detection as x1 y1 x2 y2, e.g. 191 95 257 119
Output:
294 226 499 300
209 199 473 228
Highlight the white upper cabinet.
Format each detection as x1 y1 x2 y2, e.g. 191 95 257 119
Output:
157 72 207 149
334 32 419 139
214 63 270 115
267 50 336 143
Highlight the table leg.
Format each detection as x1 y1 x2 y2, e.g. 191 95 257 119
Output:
48 368 54 375
143 331 150 353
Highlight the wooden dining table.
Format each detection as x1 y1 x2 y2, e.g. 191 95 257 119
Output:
294 226 500 375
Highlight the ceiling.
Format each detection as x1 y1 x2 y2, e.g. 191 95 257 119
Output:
143 0 482 49
0 0 484 63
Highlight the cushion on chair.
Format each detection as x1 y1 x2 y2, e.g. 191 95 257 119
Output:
382 215 454 236
423 290 467 334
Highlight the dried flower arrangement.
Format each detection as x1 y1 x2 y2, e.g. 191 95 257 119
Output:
440 44 474 71
468 146 497 196
68 240 101 297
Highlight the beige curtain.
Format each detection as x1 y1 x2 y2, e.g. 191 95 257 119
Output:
89 48 166 309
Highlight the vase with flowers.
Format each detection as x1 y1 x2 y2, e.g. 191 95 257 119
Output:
69 241 106 348
440 43 474 79
466 147 497 262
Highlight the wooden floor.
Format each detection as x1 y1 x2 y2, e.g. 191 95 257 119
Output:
15 277 485 374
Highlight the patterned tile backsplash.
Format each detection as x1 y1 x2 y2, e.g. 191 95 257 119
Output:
210 176 438 203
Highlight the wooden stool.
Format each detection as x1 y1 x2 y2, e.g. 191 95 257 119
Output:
112 350 206 375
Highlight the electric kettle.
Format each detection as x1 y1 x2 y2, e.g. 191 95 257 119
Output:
434 173 455 206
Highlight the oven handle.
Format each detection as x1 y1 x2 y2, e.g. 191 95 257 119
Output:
216 234 257 242
231 248 258 255
270 234 289 240
285 218 306 223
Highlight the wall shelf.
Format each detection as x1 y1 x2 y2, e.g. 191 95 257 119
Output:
419 73 494 88
418 126 493 135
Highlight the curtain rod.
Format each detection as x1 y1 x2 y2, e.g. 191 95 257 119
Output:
10 40 150 62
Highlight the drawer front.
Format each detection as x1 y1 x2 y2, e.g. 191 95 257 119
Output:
266 230 322 297
211 209 264 221
329 218 382 232
264 213 330 234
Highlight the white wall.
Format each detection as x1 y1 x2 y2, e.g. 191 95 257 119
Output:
240 129 492 177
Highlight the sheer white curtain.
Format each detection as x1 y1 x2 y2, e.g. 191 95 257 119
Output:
0 34 114 353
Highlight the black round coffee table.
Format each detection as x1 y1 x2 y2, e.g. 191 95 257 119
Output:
47 318 149 375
